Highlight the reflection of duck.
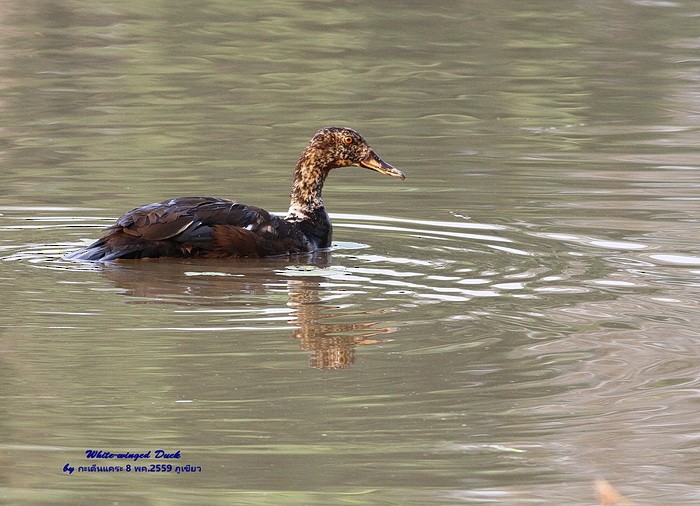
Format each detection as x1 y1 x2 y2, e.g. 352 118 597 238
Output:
97 260 395 370
286 279 395 370
69 127 404 261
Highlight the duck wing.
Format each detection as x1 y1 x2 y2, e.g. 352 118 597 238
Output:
117 197 268 241
71 197 313 260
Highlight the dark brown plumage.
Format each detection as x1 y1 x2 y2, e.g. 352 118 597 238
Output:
68 127 405 261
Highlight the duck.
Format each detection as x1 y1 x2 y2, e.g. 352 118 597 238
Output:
67 126 405 261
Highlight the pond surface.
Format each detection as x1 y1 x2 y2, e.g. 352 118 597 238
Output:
1 1 698 504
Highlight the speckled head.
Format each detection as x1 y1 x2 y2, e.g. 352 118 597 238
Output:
287 126 405 221
305 126 406 180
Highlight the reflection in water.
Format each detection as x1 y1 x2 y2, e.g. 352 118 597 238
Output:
93 256 395 370
286 279 395 369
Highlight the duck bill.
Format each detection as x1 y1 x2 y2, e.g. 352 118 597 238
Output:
358 150 406 180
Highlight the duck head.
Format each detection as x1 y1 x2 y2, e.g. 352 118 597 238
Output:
288 126 405 221
303 126 406 180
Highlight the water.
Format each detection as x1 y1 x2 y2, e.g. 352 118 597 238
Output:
1 1 698 504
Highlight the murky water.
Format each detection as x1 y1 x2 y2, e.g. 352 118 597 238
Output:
1 1 698 504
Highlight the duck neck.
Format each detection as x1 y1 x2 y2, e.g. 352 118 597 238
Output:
286 151 332 222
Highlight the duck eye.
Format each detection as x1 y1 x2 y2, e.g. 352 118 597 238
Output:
342 136 354 145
